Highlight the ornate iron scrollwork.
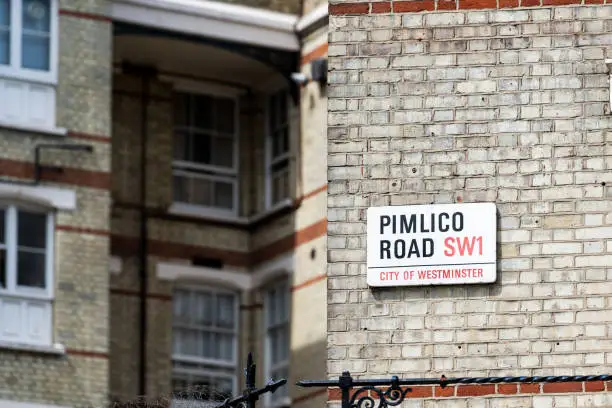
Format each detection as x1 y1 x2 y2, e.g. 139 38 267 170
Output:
297 371 612 408
346 376 412 408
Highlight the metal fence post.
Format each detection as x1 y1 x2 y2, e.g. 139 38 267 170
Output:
214 353 286 408
338 371 353 408
245 353 257 408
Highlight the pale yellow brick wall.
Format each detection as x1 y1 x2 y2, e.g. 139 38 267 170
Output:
326 3 612 406
285 24 328 408
302 0 327 15
0 1 112 407
299 26 328 200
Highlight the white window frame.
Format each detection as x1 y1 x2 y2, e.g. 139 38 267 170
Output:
0 202 55 347
171 85 240 218
264 88 292 210
171 284 240 405
0 0 59 85
263 279 291 408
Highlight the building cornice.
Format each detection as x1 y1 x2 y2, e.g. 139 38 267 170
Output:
110 0 300 51
296 3 329 33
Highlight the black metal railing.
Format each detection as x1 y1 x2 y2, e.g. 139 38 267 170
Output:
215 353 286 408
297 371 612 408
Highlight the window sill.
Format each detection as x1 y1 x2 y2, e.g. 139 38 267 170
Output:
0 340 66 356
168 198 295 227
0 120 67 137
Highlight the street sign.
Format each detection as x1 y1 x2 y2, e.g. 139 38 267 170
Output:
366 203 497 287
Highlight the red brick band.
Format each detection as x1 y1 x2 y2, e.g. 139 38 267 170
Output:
59 9 111 22
109 272 327 305
0 158 110 190
68 131 111 143
302 43 329 66
328 381 611 400
291 273 327 292
253 218 327 264
110 288 172 302
301 184 327 201
66 348 109 359
56 225 110 236
330 0 605 14
112 217 327 267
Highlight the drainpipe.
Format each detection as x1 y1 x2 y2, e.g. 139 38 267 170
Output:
122 62 156 397
138 71 150 398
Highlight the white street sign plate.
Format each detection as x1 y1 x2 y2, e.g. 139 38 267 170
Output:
366 203 497 287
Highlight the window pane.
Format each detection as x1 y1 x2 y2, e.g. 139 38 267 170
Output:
174 93 190 126
172 290 237 364
17 250 46 288
0 30 8 65
217 294 235 328
183 328 197 356
272 128 289 158
191 177 213 207
272 171 289 204
192 133 212 165
22 0 50 32
0 0 9 26
279 326 289 360
278 93 288 125
21 33 50 71
268 97 275 131
193 94 213 130
214 182 233 210
211 137 233 168
173 174 189 203
21 0 50 71
174 290 186 318
174 131 189 161
201 331 212 358
194 291 213 325
267 291 275 325
0 248 5 289
0 209 4 243
18 211 46 249
172 331 182 354
218 333 233 361
215 98 235 133
271 330 280 363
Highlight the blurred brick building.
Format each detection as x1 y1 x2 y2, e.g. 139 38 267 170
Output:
0 0 328 407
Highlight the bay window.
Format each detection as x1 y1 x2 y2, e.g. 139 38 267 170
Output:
265 89 291 209
172 287 239 406
0 0 59 130
0 204 54 347
264 280 290 407
172 91 239 217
